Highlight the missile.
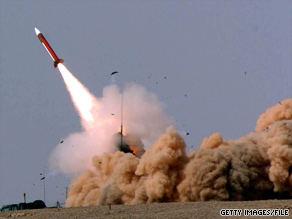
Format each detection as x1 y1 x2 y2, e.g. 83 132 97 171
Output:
34 27 64 68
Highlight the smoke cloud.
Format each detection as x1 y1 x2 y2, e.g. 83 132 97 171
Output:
49 81 172 176
50 64 292 206
63 98 292 206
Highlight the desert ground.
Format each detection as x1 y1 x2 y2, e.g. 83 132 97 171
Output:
1 200 292 218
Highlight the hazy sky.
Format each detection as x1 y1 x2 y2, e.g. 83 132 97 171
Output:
0 0 291 207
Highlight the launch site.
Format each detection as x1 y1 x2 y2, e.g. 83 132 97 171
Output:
0 1 291 218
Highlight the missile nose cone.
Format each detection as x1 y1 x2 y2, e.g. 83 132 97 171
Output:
34 27 41 36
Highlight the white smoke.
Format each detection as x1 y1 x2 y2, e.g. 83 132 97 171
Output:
49 83 173 176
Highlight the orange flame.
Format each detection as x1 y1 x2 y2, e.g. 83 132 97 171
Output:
129 145 137 156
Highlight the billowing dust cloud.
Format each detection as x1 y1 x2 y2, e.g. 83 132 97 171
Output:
49 64 292 205
64 98 292 206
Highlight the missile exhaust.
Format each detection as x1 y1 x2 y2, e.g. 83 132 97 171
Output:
34 27 64 68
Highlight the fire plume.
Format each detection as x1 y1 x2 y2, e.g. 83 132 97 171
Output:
57 64 95 122
129 145 137 155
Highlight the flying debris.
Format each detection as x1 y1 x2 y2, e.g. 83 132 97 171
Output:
34 27 64 68
40 177 45 180
244 71 247 75
111 71 118 75
279 102 282 105
186 132 190 135
60 140 64 144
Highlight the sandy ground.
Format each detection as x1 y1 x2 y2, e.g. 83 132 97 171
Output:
1 200 292 218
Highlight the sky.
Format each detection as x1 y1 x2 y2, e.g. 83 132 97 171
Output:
0 0 291 207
